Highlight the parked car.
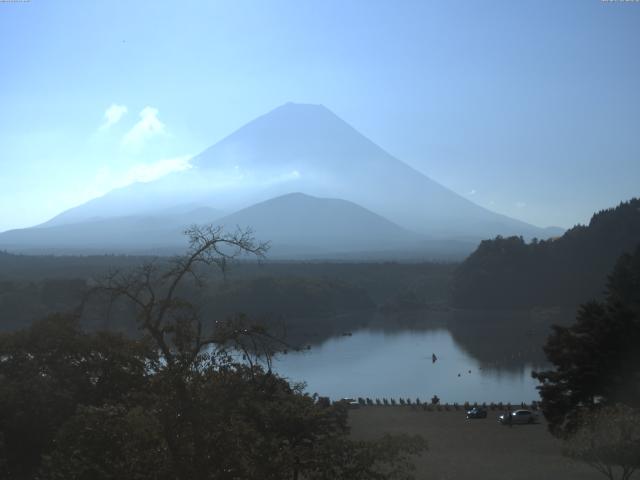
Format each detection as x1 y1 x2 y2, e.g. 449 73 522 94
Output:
498 409 539 425
466 407 488 419
339 398 360 409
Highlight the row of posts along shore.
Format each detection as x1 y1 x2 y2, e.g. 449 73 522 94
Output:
317 397 540 411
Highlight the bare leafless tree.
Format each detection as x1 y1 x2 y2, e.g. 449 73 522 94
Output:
82 225 274 370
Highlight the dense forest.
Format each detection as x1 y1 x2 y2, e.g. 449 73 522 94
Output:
0 252 454 345
452 198 640 308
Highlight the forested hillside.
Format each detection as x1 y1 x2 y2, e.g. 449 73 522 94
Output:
452 198 640 308
0 252 453 342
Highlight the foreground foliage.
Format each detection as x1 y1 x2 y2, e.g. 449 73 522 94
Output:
0 226 426 480
563 404 640 480
0 315 154 479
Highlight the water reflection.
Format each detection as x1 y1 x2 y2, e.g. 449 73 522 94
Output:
273 308 575 403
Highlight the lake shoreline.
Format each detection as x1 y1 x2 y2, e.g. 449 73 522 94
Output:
274 325 547 404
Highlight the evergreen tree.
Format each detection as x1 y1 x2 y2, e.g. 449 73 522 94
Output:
533 245 640 437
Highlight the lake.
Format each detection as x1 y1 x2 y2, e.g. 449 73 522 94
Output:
272 309 572 403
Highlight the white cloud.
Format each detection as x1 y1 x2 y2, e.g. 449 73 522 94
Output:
100 104 128 130
122 106 166 147
87 156 193 199
121 155 192 185
515 201 527 208
467 189 477 196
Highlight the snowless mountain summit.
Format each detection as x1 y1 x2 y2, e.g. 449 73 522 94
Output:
189 102 547 239
1 103 558 257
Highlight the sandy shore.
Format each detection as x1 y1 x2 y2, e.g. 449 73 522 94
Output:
349 406 601 480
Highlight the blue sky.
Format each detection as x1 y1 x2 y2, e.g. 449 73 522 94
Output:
1 0 639 232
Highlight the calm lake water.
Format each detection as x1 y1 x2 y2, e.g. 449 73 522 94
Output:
273 326 547 404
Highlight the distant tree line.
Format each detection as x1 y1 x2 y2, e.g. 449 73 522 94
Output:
452 198 640 308
0 252 454 340
205 276 374 319
0 275 374 343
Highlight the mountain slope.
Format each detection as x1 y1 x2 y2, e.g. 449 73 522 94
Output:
214 192 423 257
38 103 551 239
190 102 548 238
0 207 222 254
452 198 640 308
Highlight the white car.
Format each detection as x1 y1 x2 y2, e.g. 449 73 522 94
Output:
498 409 539 425
339 398 360 409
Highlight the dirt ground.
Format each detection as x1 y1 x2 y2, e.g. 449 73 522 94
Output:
348 407 602 480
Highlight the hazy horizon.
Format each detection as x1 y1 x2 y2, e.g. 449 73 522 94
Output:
1 1 639 233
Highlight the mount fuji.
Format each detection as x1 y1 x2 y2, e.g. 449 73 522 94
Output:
0 103 561 258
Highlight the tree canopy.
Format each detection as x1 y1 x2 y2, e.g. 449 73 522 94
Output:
533 244 640 437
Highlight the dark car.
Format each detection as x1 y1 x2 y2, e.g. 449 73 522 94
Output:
466 407 488 419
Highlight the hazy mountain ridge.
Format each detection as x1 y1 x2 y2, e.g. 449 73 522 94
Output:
0 207 222 254
40 177 219 228
1 193 467 259
214 193 422 255
190 103 551 238
0 103 561 258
